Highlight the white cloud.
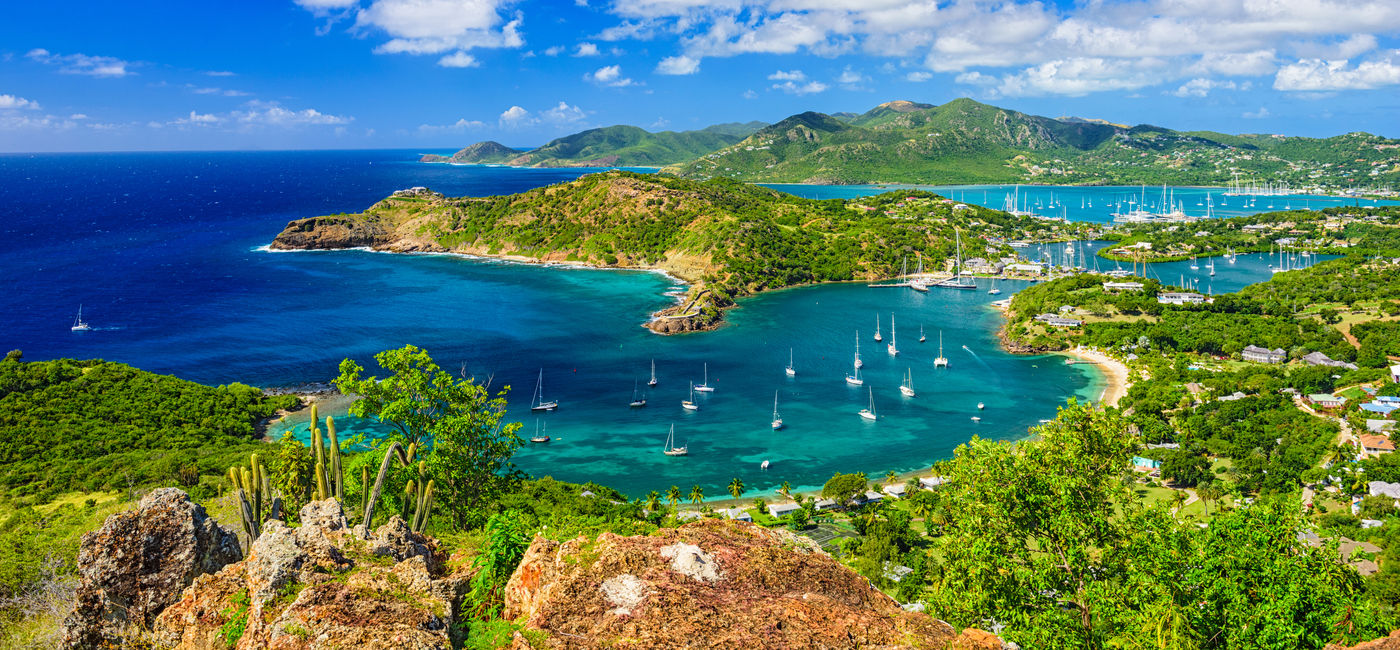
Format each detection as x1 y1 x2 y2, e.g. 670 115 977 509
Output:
1242 107 1270 119
25 48 133 77
836 65 868 89
544 45 564 56
417 117 487 133
499 105 533 128
574 42 601 57
986 58 1165 97
0 94 40 110
169 111 223 126
771 79 827 95
235 105 352 126
741 89 757 99
325 0 523 61
1274 51 1400 91
768 69 806 81
655 55 700 75
543 101 585 123
438 51 480 67
585 64 638 87
295 0 357 10
1170 78 1238 97
905 71 932 82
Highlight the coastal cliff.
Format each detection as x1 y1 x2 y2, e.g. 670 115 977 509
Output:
269 172 1061 334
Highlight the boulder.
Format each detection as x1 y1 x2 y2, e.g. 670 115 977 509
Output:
503 518 996 649
1327 630 1400 650
153 500 468 649
61 488 242 649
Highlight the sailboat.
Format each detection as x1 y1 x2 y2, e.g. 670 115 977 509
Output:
71 305 91 332
785 348 796 377
859 387 877 421
900 368 916 397
530 420 550 443
988 277 1001 295
682 383 699 411
629 381 647 408
854 331 864 369
846 336 864 385
919 324 926 343
694 363 715 392
1208 259 1216 276
874 314 883 342
530 369 558 412
1189 256 1199 271
648 359 658 387
662 424 688 456
937 228 978 289
771 390 785 430
934 331 949 368
887 313 899 356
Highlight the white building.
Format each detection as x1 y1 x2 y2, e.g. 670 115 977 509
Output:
1158 292 1205 305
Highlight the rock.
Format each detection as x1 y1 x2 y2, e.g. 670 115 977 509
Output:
503 518 991 649
1327 630 1400 650
61 488 242 649
268 215 392 251
154 501 467 649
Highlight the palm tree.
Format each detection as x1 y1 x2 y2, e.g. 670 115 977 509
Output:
665 485 681 507
885 470 899 486
779 480 792 499
689 484 705 505
1196 482 1221 516
1328 443 1356 467
1170 490 1188 520
645 490 661 512
727 477 745 499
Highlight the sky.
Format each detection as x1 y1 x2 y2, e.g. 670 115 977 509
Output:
1 0 1398 152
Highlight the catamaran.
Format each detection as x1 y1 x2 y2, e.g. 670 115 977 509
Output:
887 313 899 356
694 363 715 392
71 305 91 332
530 369 558 412
648 359 658 387
934 331 949 368
854 331 864 369
662 424 688 456
771 390 784 430
785 348 796 377
530 420 550 443
873 313 883 342
919 324 926 343
629 381 647 408
900 368 915 397
859 387 877 421
682 383 699 411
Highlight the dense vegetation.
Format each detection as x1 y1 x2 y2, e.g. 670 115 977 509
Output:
1101 205 1400 263
665 98 1400 187
424 122 768 167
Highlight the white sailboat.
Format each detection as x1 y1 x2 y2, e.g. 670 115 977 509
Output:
1208 258 1216 277
771 390 784 430
859 387 877 421
937 228 977 289
873 313 883 342
854 331 864 369
846 334 864 386
1189 256 1199 271
648 359 658 387
887 313 899 356
682 383 699 411
530 369 558 411
530 420 550 443
662 424 688 456
934 331 949 368
919 324 926 343
785 348 796 377
71 305 91 332
900 368 915 397
629 380 647 408
988 277 1001 295
694 363 715 392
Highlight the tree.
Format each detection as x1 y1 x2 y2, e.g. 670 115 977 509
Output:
645 490 660 512
822 472 867 505
885 470 899 486
1196 481 1223 516
689 484 704 505
3 349 20 363
779 480 792 499
666 485 681 507
1159 449 1211 487
335 346 524 528
788 506 810 530
727 477 744 499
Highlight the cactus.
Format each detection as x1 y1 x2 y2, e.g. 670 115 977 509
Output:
399 470 435 534
231 454 277 543
360 441 420 537
327 416 343 502
359 465 369 519
412 481 435 534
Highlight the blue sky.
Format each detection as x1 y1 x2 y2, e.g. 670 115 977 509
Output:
2 0 1398 152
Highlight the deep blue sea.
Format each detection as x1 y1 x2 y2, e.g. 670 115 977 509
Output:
0 150 1375 498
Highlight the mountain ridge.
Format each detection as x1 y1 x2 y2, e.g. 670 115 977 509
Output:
421 121 767 168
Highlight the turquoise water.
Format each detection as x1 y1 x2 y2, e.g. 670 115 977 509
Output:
767 183 1398 223
1027 241 1340 294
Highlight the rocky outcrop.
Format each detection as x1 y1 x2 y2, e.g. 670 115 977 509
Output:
504 518 1000 649
268 215 393 251
61 488 243 649
153 499 469 649
1328 631 1400 650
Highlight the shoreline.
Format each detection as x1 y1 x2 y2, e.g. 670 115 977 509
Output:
1057 346 1130 407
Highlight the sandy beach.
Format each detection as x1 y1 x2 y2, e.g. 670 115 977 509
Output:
1059 346 1131 407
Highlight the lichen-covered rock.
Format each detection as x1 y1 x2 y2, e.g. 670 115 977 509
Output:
503 518 985 649
153 500 468 649
1327 630 1400 650
61 488 242 649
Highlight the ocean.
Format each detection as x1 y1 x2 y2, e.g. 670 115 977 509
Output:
0 150 1367 498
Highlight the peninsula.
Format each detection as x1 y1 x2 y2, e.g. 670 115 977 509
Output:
269 171 1086 333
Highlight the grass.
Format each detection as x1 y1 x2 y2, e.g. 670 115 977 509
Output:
32 490 123 515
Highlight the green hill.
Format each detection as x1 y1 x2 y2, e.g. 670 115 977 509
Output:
424 122 768 168
665 99 1400 187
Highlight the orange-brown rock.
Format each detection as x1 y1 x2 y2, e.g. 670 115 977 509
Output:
504 518 995 649
1327 630 1400 650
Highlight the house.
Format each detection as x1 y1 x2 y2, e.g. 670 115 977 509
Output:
1370 481 1400 499
814 498 839 510
1218 391 1249 402
676 510 705 521
1005 263 1044 275
1241 345 1286 364
1034 313 1082 328
1307 393 1348 409
1185 382 1206 397
719 507 753 522
1131 456 1161 471
1103 281 1145 292
1243 223 1270 233
1363 519 1385 529
862 490 885 504
1390 364 1400 383
1158 292 1205 305
1302 351 1358 370
919 476 947 490
1367 419 1397 434
1362 402 1399 415
766 502 801 518
1361 433 1396 458
882 483 909 498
